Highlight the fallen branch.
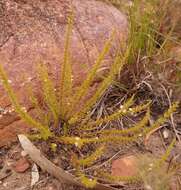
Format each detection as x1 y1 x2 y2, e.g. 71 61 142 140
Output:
18 134 116 190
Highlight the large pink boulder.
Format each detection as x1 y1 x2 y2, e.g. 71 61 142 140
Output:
0 0 128 146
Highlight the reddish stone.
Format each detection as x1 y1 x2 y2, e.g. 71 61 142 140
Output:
13 157 30 173
0 0 128 146
111 155 138 177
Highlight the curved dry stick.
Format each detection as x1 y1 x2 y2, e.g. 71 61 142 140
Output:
18 134 116 190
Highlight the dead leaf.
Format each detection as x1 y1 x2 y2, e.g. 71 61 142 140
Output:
31 163 39 186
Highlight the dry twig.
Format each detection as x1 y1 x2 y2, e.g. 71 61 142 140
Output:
160 84 181 143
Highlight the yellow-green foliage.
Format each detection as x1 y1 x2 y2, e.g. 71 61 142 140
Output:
0 10 178 189
66 30 116 121
0 64 52 140
98 171 141 184
38 64 59 127
72 145 105 168
144 102 178 135
128 0 159 61
156 138 176 167
98 139 177 189
59 12 73 118
79 94 135 129
50 143 57 152
27 86 48 125
80 175 97 189
100 0 160 63
136 139 177 190
98 108 150 136
104 0 177 62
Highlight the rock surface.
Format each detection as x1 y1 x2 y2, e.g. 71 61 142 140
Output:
13 157 30 173
111 155 138 177
0 0 128 146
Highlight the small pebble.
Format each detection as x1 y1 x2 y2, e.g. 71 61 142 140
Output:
48 187 54 190
21 150 28 157
6 160 14 166
3 182 8 187
13 157 30 173
163 129 169 139
145 184 153 190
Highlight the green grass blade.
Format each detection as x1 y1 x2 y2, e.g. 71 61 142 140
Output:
38 64 59 126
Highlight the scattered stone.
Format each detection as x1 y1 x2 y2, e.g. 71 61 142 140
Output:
48 187 55 190
163 129 169 139
21 150 28 157
145 184 153 190
111 155 138 177
2 182 8 187
13 157 30 173
6 159 14 167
